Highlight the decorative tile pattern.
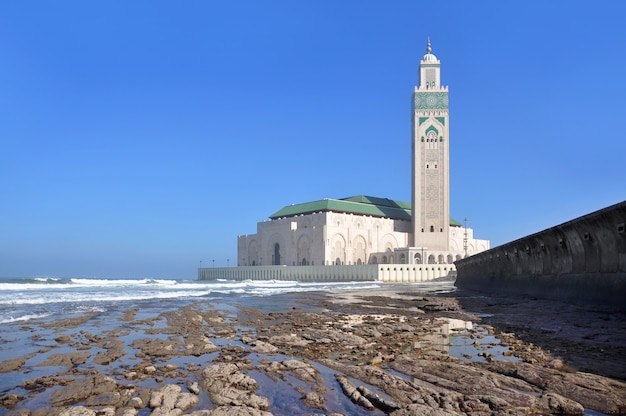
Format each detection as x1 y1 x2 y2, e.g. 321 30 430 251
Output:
414 92 448 110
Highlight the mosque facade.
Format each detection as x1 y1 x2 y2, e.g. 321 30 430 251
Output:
237 40 489 268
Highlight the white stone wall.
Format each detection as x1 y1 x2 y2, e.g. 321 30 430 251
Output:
238 211 488 267
397 225 489 265
238 211 411 266
323 212 410 265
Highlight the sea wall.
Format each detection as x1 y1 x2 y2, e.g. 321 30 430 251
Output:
455 201 626 307
198 263 456 283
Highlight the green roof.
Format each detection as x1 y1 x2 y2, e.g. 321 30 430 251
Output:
269 195 461 226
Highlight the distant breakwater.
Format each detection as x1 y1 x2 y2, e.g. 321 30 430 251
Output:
455 200 626 308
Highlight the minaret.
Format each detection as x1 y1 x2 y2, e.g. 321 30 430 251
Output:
410 38 450 251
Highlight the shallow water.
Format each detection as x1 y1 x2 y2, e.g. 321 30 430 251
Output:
0 277 383 324
0 278 614 415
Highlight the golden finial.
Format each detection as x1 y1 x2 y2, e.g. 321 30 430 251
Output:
427 37 432 54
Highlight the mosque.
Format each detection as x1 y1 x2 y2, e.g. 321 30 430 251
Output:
235 40 490 270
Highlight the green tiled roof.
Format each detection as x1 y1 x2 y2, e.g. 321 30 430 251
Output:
269 195 461 226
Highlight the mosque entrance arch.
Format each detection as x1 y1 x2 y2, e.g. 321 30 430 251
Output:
272 243 281 265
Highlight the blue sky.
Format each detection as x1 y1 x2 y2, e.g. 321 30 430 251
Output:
1 1 624 279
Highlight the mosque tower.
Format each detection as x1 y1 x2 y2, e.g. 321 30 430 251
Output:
410 38 450 251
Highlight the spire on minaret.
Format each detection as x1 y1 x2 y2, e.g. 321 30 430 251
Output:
421 37 438 65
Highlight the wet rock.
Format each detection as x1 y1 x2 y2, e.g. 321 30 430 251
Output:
84 391 121 406
20 375 74 392
320 358 435 404
57 406 96 416
200 363 269 410
335 374 374 410
93 340 126 365
37 352 90 367
49 375 118 407
116 408 138 416
187 406 272 415
148 384 199 415
483 360 626 413
1 394 23 409
357 385 400 413
124 371 138 380
368 352 394 366
127 396 143 408
537 392 584 415
164 364 178 372
390 403 457 415
267 334 310 348
0 354 35 373
302 328 367 348
473 395 510 411
5 408 30 416
187 381 200 395
130 337 180 357
300 391 326 410
241 335 279 353
282 359 320 383
184 335 219 356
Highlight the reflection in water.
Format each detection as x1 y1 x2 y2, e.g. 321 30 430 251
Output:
414 318 521 363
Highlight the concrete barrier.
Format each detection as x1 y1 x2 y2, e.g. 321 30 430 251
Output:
455 201 626 308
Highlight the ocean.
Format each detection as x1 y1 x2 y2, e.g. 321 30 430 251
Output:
0 276 458 413
0 277 410 325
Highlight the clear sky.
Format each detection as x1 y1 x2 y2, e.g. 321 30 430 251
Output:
1 1 624 279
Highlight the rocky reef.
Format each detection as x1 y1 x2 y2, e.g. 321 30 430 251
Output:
1 289 625 415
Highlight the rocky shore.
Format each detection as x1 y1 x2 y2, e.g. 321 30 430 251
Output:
1 286 625 415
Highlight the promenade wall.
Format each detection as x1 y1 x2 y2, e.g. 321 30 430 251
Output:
455 201 626 307
198 263 456 283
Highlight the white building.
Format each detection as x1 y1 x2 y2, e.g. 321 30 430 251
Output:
237 40 489 268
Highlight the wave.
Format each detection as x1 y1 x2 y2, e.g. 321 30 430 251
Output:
0 278 383 307
68 278 180 287
0 311 54 323
0 277 188 291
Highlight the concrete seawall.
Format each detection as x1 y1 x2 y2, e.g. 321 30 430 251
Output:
455 201 626 307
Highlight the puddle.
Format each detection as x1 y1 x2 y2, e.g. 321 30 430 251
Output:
413 318 522 363
248 352 386 416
